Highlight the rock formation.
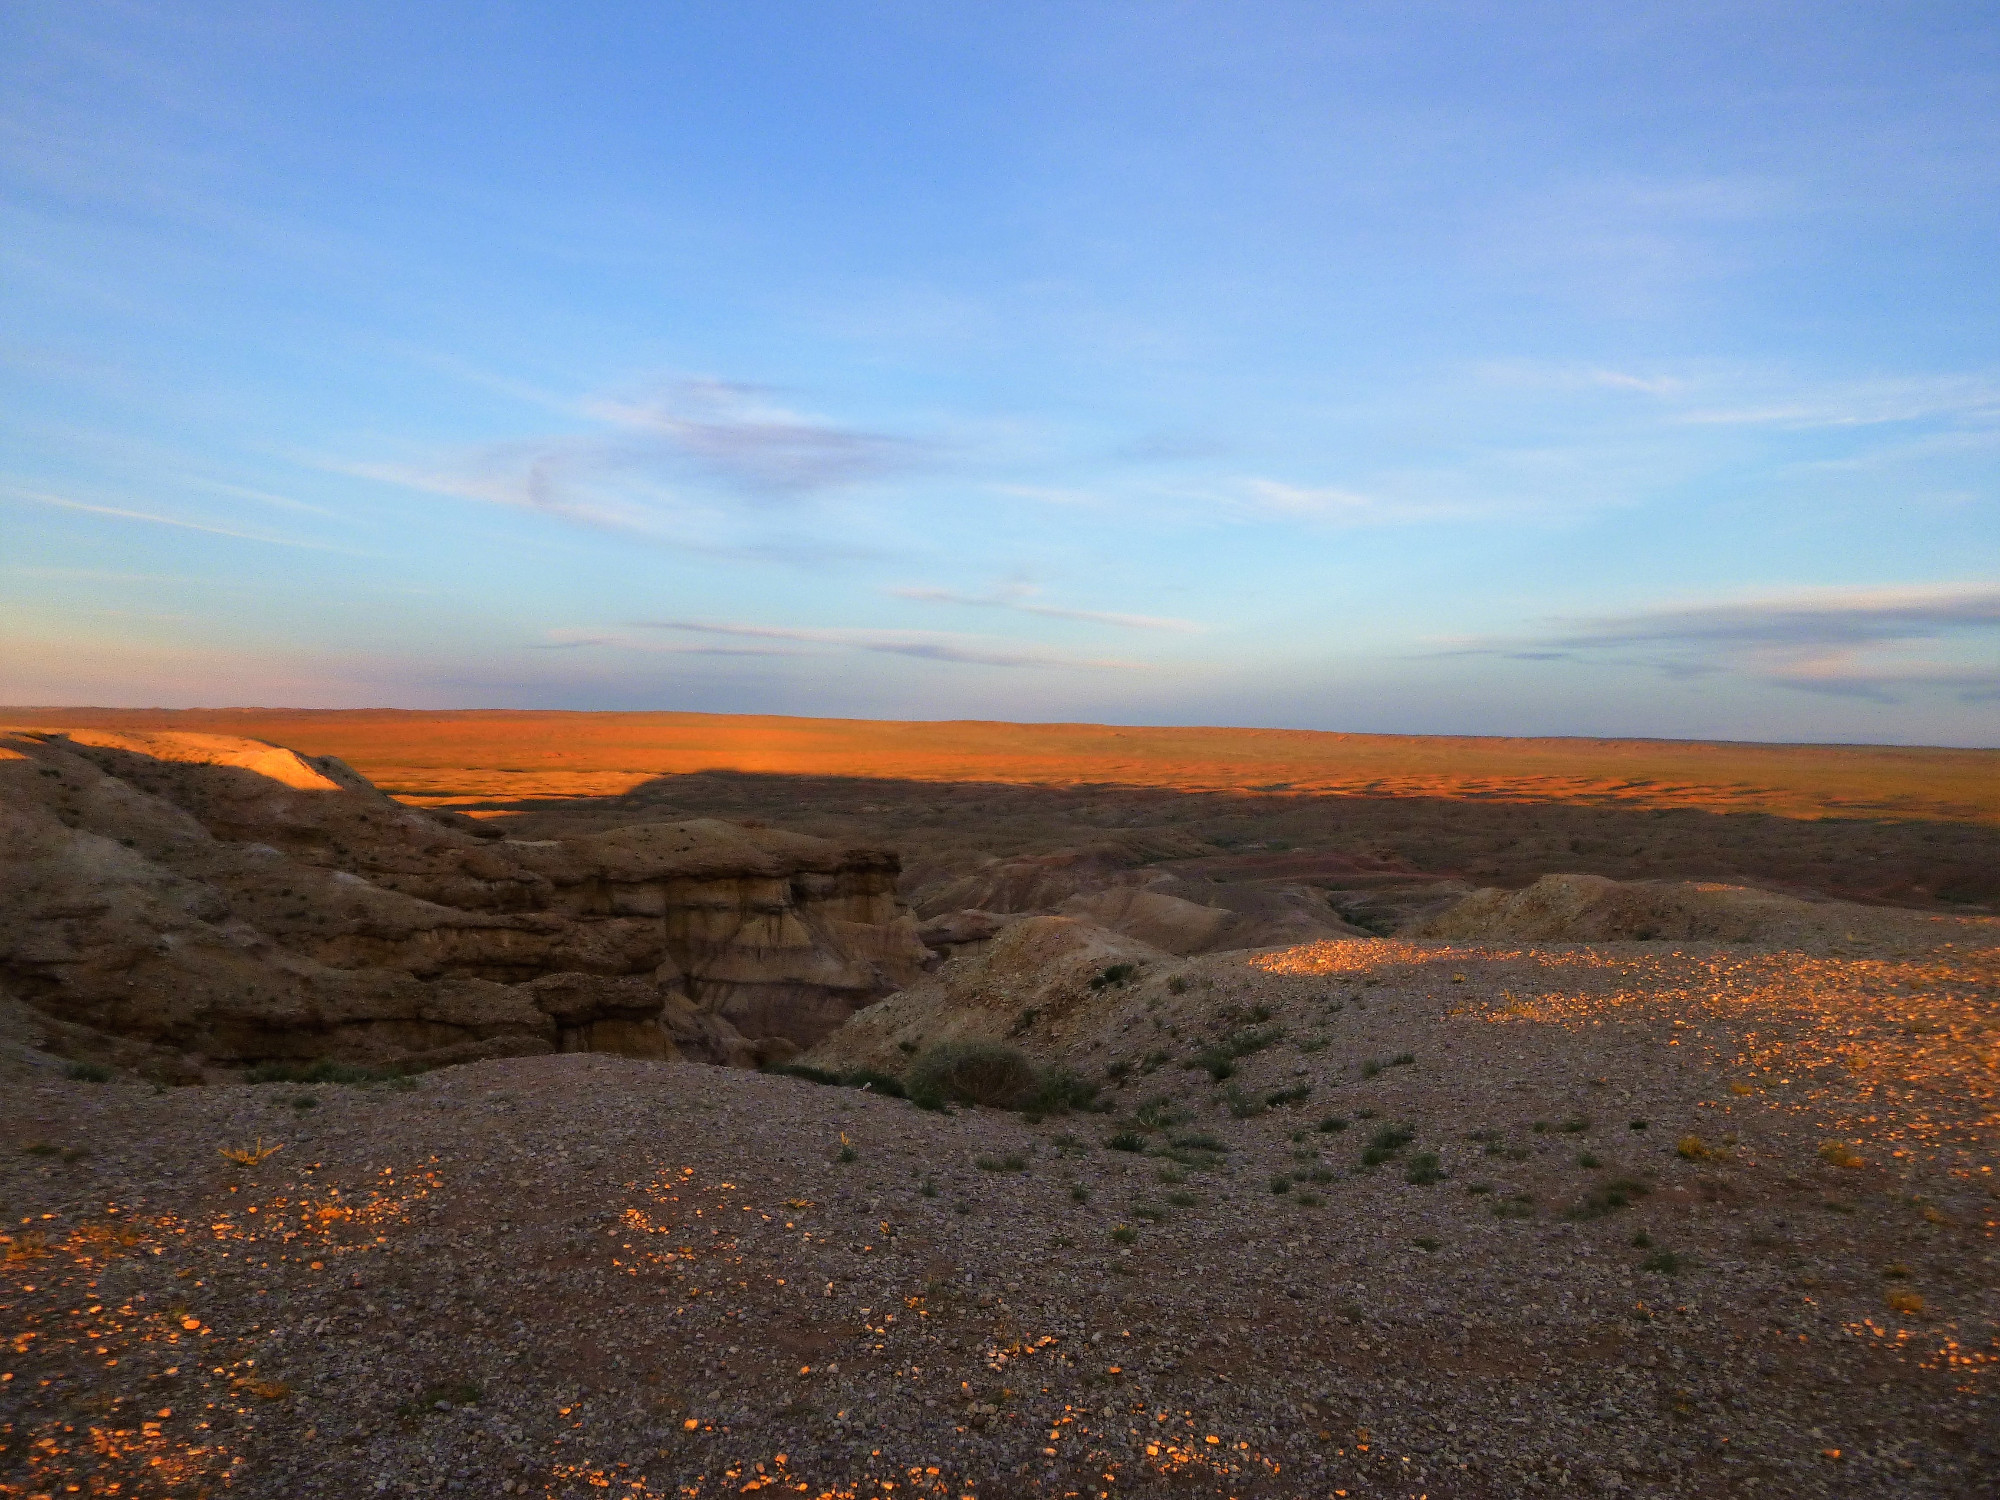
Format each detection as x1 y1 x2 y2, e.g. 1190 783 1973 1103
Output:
804 914 1171 1075
0 727 929 1076
1410 871 1909 948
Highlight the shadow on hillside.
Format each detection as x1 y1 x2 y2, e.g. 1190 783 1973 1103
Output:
462 769 2000 913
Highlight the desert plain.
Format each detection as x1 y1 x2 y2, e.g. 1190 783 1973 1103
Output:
2 708 1996 1500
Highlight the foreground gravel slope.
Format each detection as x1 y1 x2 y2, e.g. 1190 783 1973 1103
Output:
4 923 1996 1499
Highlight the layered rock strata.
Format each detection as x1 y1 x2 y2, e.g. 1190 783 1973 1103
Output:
0 727 928 1075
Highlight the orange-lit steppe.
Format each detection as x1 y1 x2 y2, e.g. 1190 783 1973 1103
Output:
5 708 1999 1499
14 707 2000 823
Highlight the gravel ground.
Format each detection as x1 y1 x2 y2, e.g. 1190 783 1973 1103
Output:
4 925 1996 1499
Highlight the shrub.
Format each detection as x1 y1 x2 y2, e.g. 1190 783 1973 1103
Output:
1269 1174 1293 1195
1293 1190 1324 1207
1369 1123 1415 1152
766 1062 844 1086
1316 1116 1349 1133
1412 1235 1440 1252
905 1041 1041 1110
1561 1116 1591 1133
843 1068 907 1099
1020 1069 1101 1118
1404 1152 1444 1185
1884 1288 1924 1316
1360 1059 1383 1079
1569 1178 1651 1219
1090 963 1140 991
1070 1183 1090 1203
1105 1130 1147 1153
1577 1151 1602 1169
1111 1225 1138 1245
1167 975 1188 995
65 1062 113 1082
1389 1052 1415 1068
1131 1202 1168 1223
1166 1190 1198 1208
246 1058 410 1086
1640 1249 1689 1274
1676 1136 1714 1161
1265 1084 1313 1108
1224 1085 1267 1119
975 1153 1029 1172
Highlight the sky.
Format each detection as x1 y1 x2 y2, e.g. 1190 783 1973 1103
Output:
3 2 1998 746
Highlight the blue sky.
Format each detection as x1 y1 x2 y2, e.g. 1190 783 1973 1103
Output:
4 2 1997 744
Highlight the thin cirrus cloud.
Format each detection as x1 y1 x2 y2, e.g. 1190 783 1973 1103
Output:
627 619 1144 672
1452 583 2000 702
1 483 342 551
888 585 1202 633
340 378 922 547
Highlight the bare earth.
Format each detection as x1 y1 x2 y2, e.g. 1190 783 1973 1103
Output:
2 710 1997 1499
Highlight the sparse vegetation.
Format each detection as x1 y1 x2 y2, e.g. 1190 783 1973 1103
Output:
1105 1130 1146 1153
1188 1025 1284 1081
904 1041 1039 1110
64 1061 113 1082
1089 963 1139 991
1640 1248 1690 1274
1569 1177 1651 1219
975 1152 1029 1172
1110 1225 1138 1245
1404 1152 1443 1185
1316 1116 1349 1133
246 1058 413 1086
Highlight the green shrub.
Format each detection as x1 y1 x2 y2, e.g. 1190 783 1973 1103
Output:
1404 1152 1444 1185
1106 1130 1147 1152
245 1058 409 1086
1020 1068 1101 1118
1265 1083 1313 1108
64 1062 113 1083
1316 1116 1349 1133
1224 1085 1267 1119
1568 1178 1651 1220
1090 963 1139 991
843 1068 907 1098
1640 1248 1689 1274
905 1041 1041 1109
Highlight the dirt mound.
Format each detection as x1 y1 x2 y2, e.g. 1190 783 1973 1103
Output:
0 728 928 1075
805 915 1169 1074
1410 872 1925 947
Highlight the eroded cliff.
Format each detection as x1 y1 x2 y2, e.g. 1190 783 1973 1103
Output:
0 727 930 1076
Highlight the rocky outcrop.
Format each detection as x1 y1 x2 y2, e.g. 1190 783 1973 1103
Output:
1410 872 1881 947
911 841 1372 956
805 915 1169 1075
0 727 930 1074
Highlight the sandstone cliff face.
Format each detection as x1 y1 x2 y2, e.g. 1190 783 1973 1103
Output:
0 728 929 1075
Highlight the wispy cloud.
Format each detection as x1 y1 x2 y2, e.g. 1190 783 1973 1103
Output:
340 378 919 553
1447 583 2000 702
1675 374 2000 430
529 628 803 658
888 584 1201 633
630 618 1143 671
1 485 340 550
